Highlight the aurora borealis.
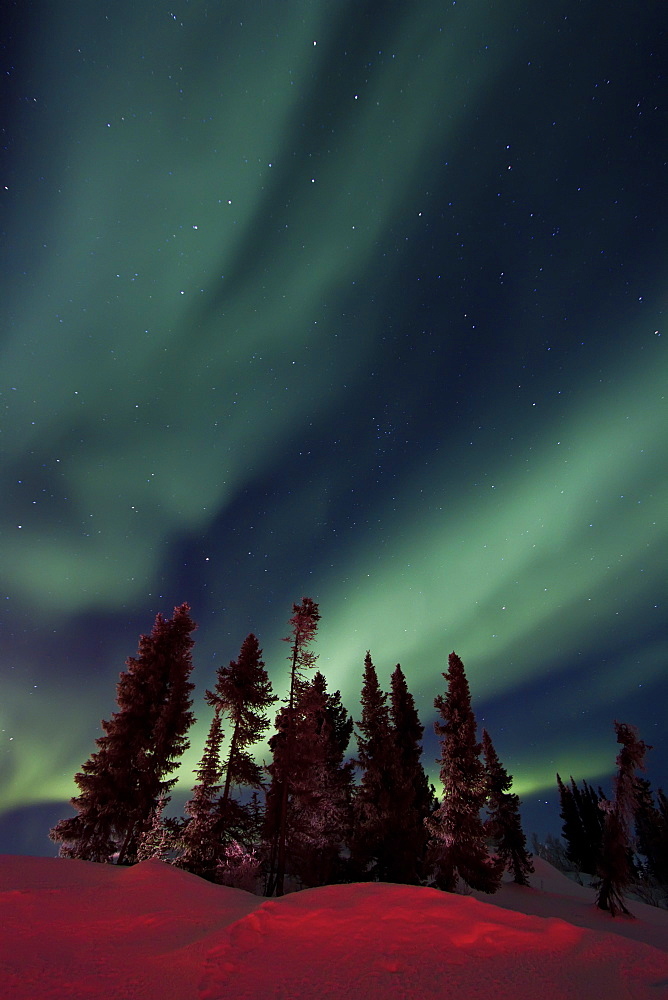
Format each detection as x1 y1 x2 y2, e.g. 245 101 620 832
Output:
1 1 666 853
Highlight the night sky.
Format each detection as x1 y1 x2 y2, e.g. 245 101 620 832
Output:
2 1 666 856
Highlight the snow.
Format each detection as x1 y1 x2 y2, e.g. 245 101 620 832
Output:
0 854 666 999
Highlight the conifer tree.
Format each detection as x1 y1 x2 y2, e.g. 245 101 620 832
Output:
578 779 607 867
179 708 225 879
206 632 276 843
266 598 321 896
658 788 668 826
634 778 668 886
596 721 651 916
556 773 580 869
50 604 197 864
285 673 354 887
658 789 668 883
178 634 274 882
426 651 502 893
318 671 355 761
350 652 397 880
556 774 605 874
265 673 348 892
136 796 172 862
482 729 533 886
387 663 433 883
264 705 290 891
246 790 265 846
283 598 321 709
217 839 261 891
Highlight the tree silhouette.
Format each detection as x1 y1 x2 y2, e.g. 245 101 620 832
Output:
50 604 196 864
179 708 225 879
207 633 276 835
482 729 533 886
426 652 502 893
596 722 650 916
557 774 605 875
387 663 433 883
180 633 275 881
266 598 321 896
284 673 354 887
350 652 397 880
634 777 668 886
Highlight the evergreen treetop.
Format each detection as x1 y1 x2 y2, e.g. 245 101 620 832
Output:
206 632 276 799
426 651 502 894
267 598 321 896
482 729 534 886
50 603 197 864
596 721 651 916
350 652 397 881
388 663 433 884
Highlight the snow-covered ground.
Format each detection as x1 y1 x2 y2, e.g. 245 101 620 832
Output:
1 854 666 999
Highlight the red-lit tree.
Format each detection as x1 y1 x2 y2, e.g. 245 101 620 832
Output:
350 652 397 880
181 632 275 881
596 721 650 916
426 652 502 893
284 672 354 887
388 663 434 884
50 603 197 864
207 633 276 834
265 598 321 896
178 708 225 879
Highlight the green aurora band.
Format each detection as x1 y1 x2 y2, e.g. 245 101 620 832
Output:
1 1 665 828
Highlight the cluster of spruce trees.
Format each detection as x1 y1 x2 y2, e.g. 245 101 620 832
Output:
553 731 668 914
50 598 532 895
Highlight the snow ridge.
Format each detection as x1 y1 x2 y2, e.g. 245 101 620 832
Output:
0 855 666 1000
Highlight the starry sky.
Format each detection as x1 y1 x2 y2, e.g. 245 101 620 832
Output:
1 1 666 856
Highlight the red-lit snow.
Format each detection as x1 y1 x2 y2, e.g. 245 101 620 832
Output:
0 855 666 999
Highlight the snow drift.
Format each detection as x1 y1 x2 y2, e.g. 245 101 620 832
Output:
0 854 666 999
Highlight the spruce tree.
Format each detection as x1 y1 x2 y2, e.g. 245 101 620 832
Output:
556 774 605 874
266 598 321 896
179 708 225 879
634 778 668 886
318 671 355 761
578 780 607 870
596 721 651 916
426 651 502 893
206 632 276 842
136 796 172 862
556 774 581 869
285 673 354 887
264 711 289 892
283 598 321 709
350 652 397 881
658 788 668 826
178 634 274 881
387 663 432 884
265 676 350 892
482 729 534 886
50 603 197 863
658 789 668 885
